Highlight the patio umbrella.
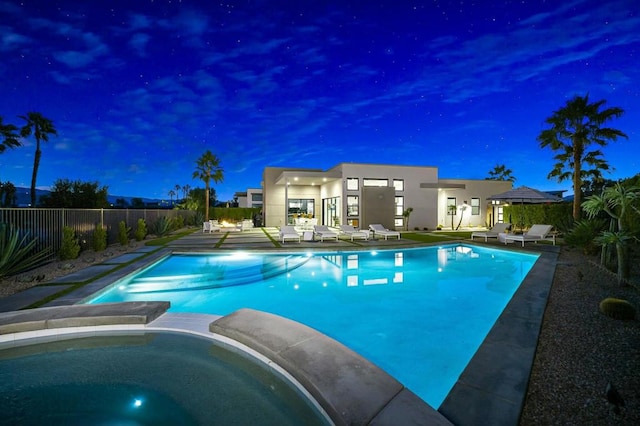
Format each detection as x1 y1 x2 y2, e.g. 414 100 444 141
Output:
487 186 561 231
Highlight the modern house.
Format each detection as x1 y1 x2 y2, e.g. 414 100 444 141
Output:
262 163 512 230
234 188 263 209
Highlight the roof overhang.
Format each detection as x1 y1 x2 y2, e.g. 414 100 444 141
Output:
420 183 466 189
274 170 342 186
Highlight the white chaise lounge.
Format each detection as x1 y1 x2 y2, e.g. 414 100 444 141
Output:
203 220 221 233
471 222 511 242
279 226 300 243
369 224 400 240
339 225 370 241
503 224 555 247
313 225 338 242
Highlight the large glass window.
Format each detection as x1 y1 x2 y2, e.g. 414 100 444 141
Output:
251 193 263 201
346 178 359 190
347 195 359 216
393 179 404 191
288 199 315 224
471 197 480 215
447 197 456 215
395 196 404 216
363 178 388 187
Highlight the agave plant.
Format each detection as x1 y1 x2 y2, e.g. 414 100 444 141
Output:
150 216 172 237
0 223 53 279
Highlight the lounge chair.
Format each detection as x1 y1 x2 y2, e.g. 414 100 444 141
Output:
369 224 400 240
313 225 338 242
339 225 370 241
279 226 300 243
471 223 511 242
203 220 221 233
503 224 555 247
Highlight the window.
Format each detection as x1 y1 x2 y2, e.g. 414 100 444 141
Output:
395 196 404 216
251 193 263 201
363 178 388 187
471 197 480 215
395 218 403 228
288 199 315 224
346 178 359 190
393 179 404 191
447 197 456 215
347 218 360 227
347 195 359 216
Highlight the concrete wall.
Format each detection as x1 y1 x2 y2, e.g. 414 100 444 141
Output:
262 164 511 230
436 179 512 229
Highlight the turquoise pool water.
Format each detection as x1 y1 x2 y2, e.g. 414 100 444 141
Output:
0 332 329 425
87 244 538 408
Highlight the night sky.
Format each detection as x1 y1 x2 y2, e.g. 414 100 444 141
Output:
1 0 638 202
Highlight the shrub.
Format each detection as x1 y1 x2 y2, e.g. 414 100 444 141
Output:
150 216 172 237
565 219 607 255
190 211 204 227
0 223 53 278
599 297 637 320
134 219 147 241
118 221 131 246
93 224 107 252
59 226 81 260
173 215 185 230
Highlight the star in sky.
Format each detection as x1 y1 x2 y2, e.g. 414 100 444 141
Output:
0 0 638 201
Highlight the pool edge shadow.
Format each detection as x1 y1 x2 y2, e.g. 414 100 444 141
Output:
438 246 559 426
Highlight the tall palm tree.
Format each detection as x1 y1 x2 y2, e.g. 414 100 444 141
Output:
486 164 516 182
192 150 224 220
182 184 191 201
19 112 57 207
0 116 21 153
538 95 627 220
168 189 175 206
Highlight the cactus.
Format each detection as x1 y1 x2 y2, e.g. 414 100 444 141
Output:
599 298 636 320
134 219 147 242
60 226 81 260
92 224 107 252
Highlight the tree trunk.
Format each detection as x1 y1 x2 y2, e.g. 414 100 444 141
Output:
615 242 628 287
30 148 41 207
456 210 464 230
572 142 582 220
204 183 210 221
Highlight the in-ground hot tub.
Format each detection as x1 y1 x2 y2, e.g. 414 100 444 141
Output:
0 330 330 425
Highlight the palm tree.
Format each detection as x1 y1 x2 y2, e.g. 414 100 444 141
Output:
192 150 224 220
168 189 175 206
0 116 21 153
174 184 181 202
182 184 191 201
538 95 627 220
486 164 516 182
19 112 57 207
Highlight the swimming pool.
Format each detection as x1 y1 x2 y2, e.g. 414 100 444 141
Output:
0 331 329 425
87 244 538 408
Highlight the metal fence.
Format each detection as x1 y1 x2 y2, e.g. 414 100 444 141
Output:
0 208 196 259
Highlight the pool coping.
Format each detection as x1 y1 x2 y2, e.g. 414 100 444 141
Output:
1 240 560 425
0 305 450 426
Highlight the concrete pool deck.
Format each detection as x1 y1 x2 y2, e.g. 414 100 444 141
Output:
0 227 560 425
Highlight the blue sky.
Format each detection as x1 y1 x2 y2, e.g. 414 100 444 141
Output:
1 0 638 202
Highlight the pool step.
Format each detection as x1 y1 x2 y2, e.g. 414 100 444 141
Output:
124 255 310 293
